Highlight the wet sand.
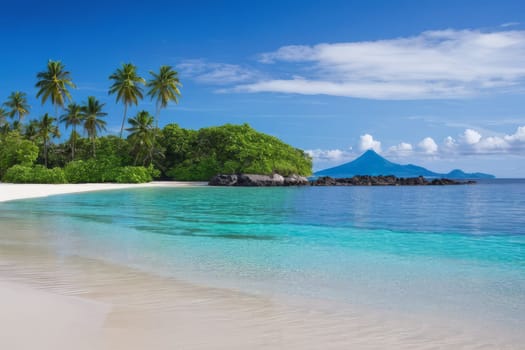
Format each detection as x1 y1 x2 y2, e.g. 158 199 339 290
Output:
0 219 522 350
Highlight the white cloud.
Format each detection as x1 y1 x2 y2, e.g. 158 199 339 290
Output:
461 129 482 144
443 136 457 153
231 78 468 99
504 125 525 142
305 148 348 162
388 142 413 156
444 136 456 148
475 136 509 151
418 137 439 154
359 134 382 152
234 29 525 99
443 125 525 155
259 45 316 63
177 59 257 84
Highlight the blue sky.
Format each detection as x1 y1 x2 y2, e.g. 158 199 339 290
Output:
1 0 524 177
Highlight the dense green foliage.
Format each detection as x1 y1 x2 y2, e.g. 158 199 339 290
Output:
0 60 312 184
163 123 312 180
0 132 39 177
1 122 311 183
4 165 66 184
64 159 158 183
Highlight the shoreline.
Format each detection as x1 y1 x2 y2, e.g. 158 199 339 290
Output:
1 231 521 350
0 181 208 203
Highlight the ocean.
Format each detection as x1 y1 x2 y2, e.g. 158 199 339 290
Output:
1 179 524 333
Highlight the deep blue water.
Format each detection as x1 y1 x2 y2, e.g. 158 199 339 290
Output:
1 180 524 329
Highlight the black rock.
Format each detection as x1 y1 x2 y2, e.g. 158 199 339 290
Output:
209 174 475 187
208 174 238 186
209 174 309 186
310 175 474 186
283 174 309 186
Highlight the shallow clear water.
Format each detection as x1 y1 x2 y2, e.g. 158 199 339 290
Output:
1 180 524 330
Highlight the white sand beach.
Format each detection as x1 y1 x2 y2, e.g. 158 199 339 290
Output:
0 181 207 203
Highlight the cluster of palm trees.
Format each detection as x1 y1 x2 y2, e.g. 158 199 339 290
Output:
0 59 182 166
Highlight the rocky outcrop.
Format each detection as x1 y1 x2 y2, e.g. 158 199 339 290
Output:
209 174 475 187
283 174 310 186
310 175 475 186
209 174 309 186
208 174 239 186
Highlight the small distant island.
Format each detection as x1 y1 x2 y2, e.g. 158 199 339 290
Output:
315 150 494 179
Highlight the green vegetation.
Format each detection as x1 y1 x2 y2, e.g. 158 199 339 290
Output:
146 65 182 127
4 165 66 184
0 60 312 184
109 63 145 138
164 124 312 180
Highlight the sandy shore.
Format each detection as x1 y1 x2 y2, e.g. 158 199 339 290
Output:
0 280 110 350
2 251 520 350
0 181 207 203
1 219 522 349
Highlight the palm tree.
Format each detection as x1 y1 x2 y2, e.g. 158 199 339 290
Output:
81 96 107 157
60 103 84 160
108 63 145 138
0 123 9 137
0 108 9 137
35 60 76 117
37 113 60 167
3 91 30 122
24 119 40 141
11 120 22 132
0 108 7 126
127 110 155 165
146 65 182 127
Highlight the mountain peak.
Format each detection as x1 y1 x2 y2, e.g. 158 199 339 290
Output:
352 149 395 167
359 149 383 159
314 150 495 179
362 149 379 156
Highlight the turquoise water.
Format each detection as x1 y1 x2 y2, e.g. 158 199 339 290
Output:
1 180 524 329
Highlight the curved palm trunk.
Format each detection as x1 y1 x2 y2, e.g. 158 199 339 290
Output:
91 136 96 158
71 126 76 160
155 101 161 130
120 104 128 138
43 137 48 168
153 102 161 167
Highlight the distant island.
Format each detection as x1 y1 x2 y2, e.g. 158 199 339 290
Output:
314 150 495 179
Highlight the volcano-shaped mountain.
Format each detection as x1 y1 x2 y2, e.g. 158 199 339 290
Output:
314 150 494 179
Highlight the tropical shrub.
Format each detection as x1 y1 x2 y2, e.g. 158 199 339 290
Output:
114 166 152 183
64 158 155 183
0 132 39 177
64 158 119 183
3 165 66 184
166 155 220 181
